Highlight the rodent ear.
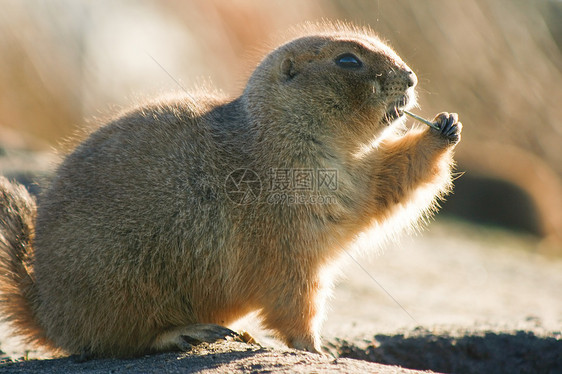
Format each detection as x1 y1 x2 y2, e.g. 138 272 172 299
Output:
280 57 297 80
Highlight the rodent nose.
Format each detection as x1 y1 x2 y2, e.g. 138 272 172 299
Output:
406 70 417 88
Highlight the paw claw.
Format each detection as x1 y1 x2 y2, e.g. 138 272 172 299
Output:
431 112 461 144
152 323 244 353
447 124 459 136
178 336 196 351
183 323 238 343
289 338 322 354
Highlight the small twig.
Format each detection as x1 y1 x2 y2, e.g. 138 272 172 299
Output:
403 110 440 130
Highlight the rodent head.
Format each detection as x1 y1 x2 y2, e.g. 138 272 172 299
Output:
243 24 417 154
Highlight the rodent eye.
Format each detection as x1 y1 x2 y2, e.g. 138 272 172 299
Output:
335 53 362 69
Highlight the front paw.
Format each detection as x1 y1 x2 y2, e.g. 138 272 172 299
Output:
289 337 323 354
432 112 462 144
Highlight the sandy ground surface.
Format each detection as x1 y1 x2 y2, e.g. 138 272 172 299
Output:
1 219 561 373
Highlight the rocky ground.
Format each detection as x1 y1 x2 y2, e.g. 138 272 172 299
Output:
1 148 561 373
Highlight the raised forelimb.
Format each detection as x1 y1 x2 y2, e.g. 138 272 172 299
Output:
363 112 462 221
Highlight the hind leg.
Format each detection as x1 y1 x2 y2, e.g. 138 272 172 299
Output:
151 323 240 352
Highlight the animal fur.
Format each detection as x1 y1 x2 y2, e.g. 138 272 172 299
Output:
0 22 461 357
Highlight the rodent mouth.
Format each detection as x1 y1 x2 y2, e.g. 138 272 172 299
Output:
383 95 409 125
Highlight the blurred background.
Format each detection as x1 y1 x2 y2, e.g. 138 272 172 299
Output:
0 0 561 250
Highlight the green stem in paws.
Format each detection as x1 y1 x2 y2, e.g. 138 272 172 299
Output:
403 110 440 130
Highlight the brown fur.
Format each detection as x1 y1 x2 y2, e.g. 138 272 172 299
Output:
0 22 461 357
0 178 56 352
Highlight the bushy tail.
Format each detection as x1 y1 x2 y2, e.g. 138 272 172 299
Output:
0 177 51 349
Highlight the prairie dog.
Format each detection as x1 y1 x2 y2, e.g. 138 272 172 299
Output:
0 23 461 358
